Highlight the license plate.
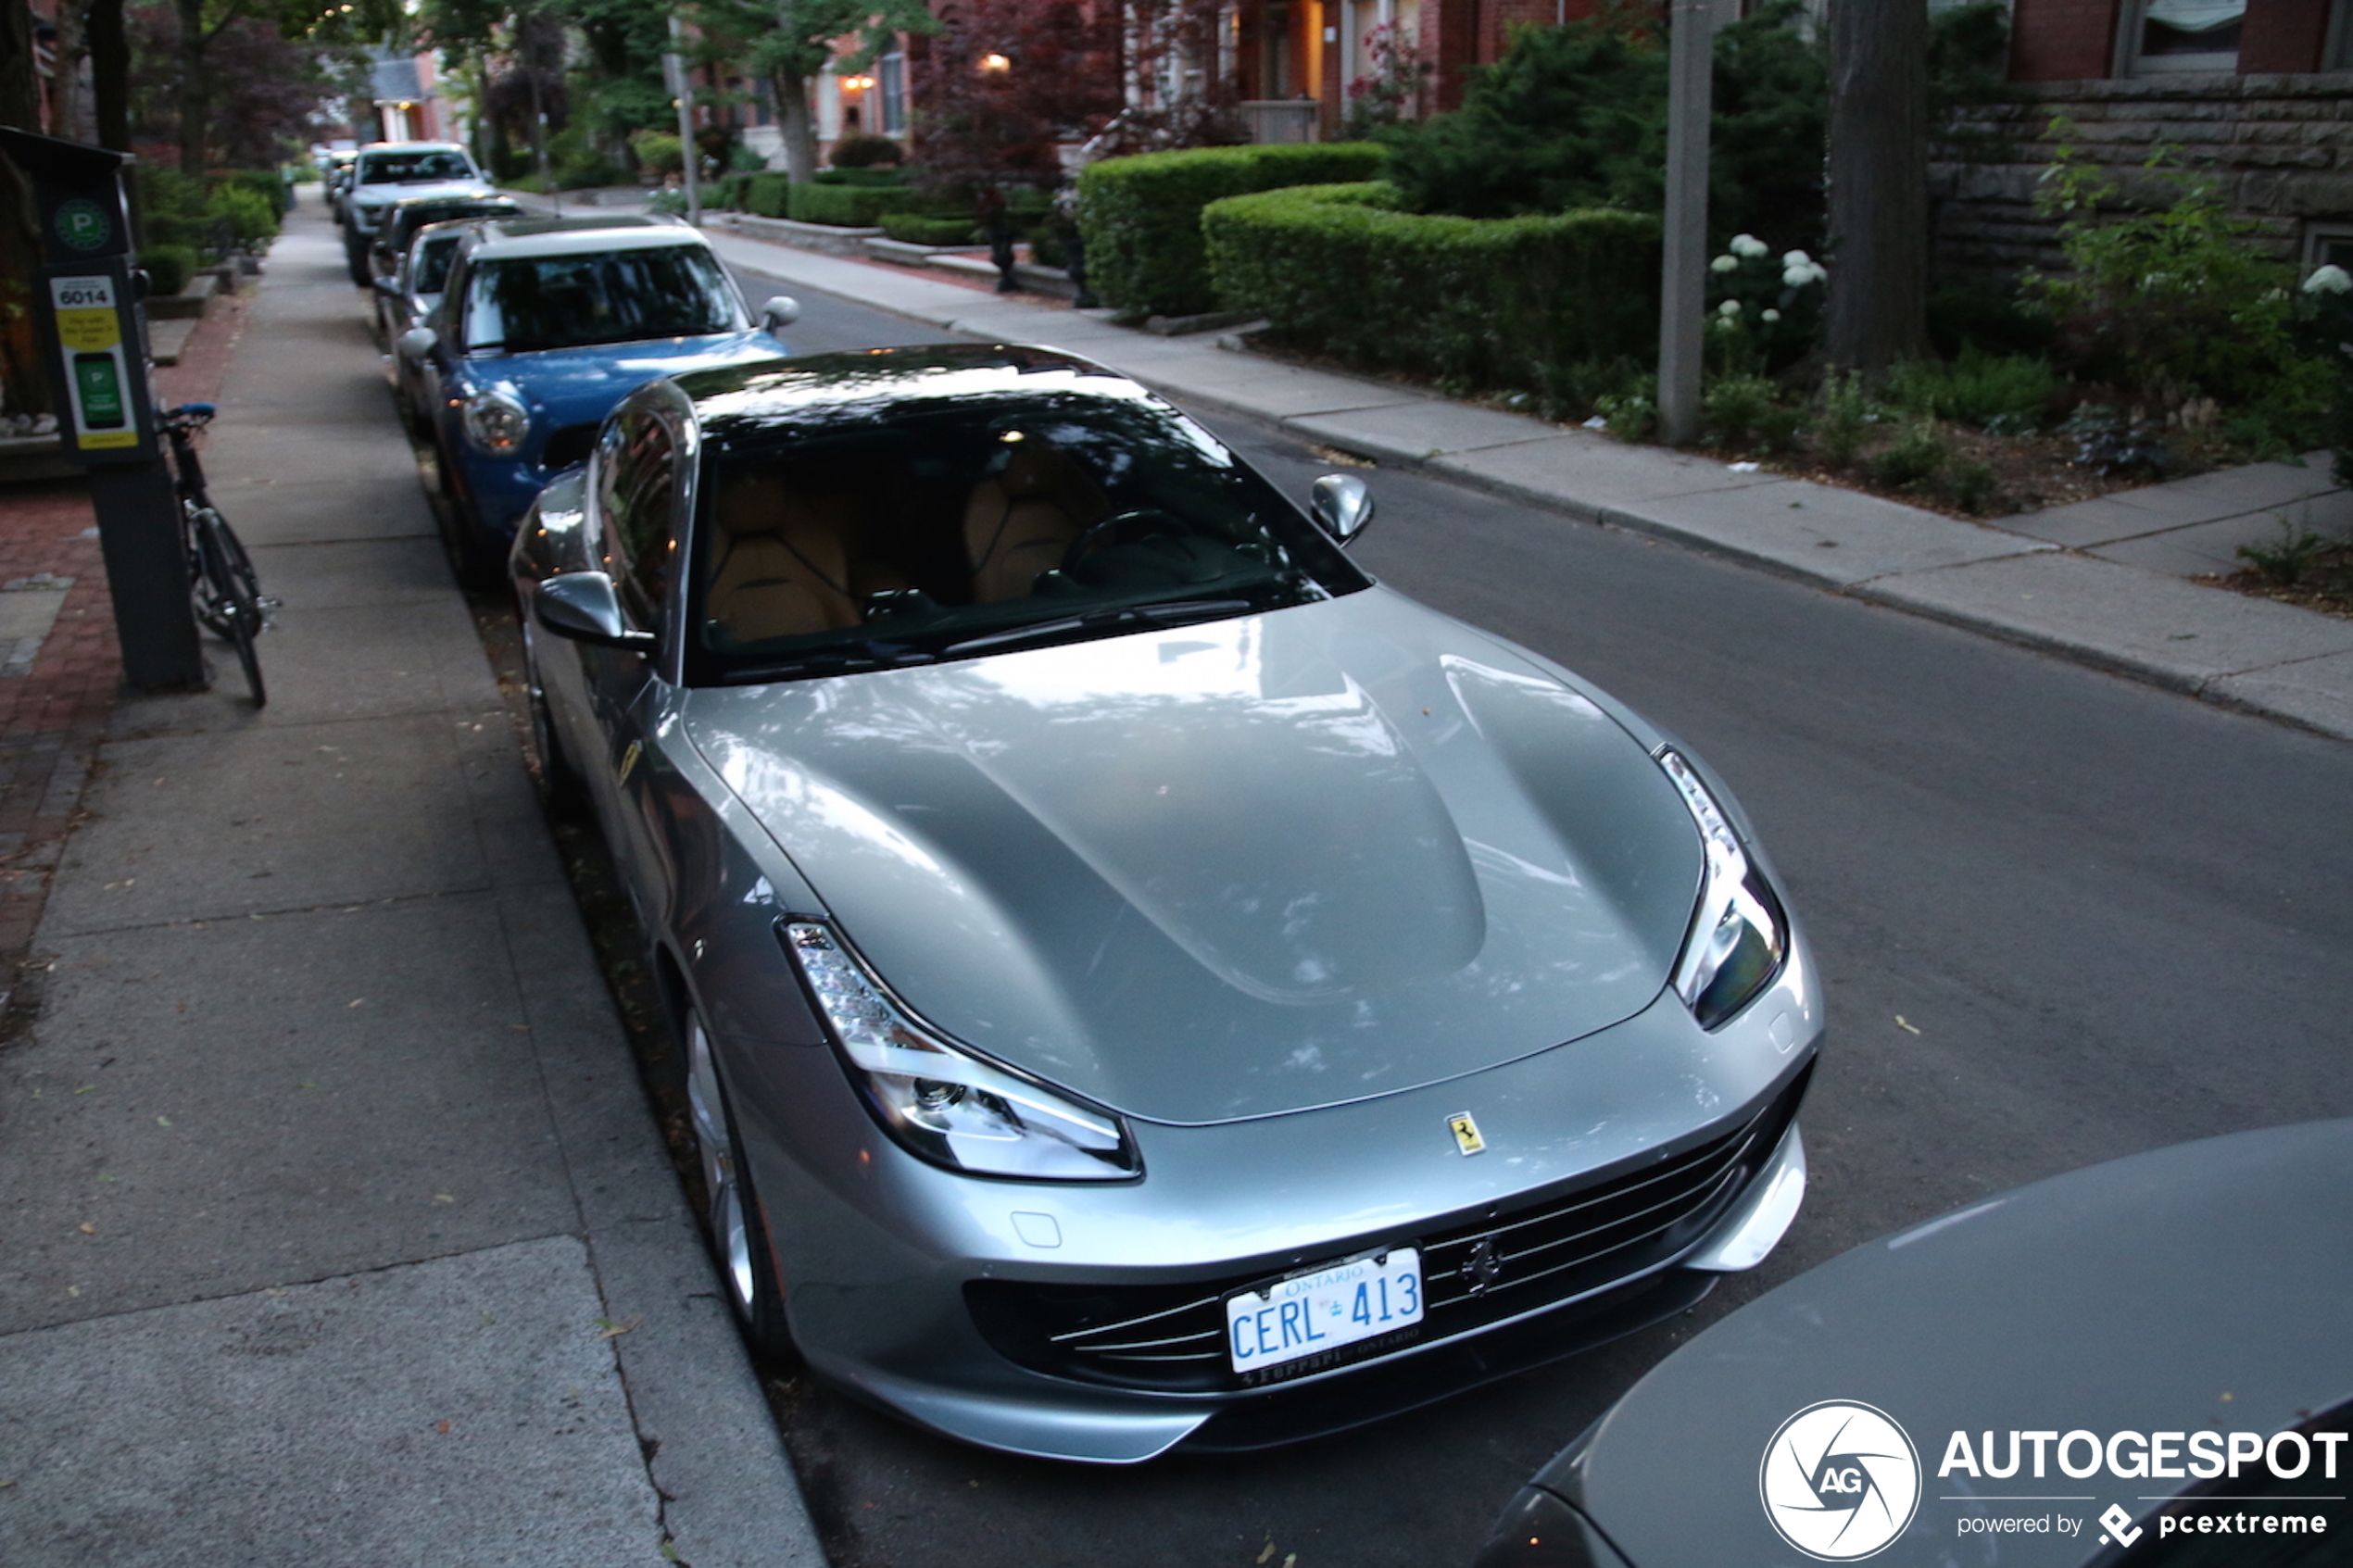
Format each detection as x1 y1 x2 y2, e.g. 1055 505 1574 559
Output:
1226 1247 1422 1374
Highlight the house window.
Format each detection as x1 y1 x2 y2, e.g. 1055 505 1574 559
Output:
2126 0 2244 73
877 47 906 136
2329 0 2353 67
2306 224 2353 275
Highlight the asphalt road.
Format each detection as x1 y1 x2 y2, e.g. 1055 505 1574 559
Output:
698 269 2353 1567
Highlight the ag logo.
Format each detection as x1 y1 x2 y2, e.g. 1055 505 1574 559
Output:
1759 1400 1921 1561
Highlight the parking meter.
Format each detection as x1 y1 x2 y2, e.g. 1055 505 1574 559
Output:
0 125 202 690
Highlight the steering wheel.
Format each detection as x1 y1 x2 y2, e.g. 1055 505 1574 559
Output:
1061 508 1189 572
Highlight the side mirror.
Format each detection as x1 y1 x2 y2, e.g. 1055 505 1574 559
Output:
1309 473 1373 546
760 295 801 332
397 326 436 361
534 571 657 651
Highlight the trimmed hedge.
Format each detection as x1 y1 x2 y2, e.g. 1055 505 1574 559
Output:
786 180 908 227
712 171 755 212
139 245 197 296
1076 143 1390 318
1204 182 1659 391
881 213 983 247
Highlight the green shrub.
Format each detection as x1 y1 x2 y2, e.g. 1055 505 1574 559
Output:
1869 419 1951 490
1204 182 1657 393
1076 143 1390 317
786 181 904 227
1377 3 1824 248
745 172 792 219
1949 460 1998 513
880 213 982 246
831 132 905 169
1884 349 2060 431
712 172 754 212
1703 374 1797 452
206 183 279 247
139 245 197 296
137 166 209 252
631 131 685 176
1816 370 1873 469
214 169 289 217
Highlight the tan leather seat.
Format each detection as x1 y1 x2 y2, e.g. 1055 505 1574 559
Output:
963 441 1108 603
705 472 862 645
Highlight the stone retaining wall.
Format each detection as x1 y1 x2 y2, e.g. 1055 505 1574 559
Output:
1931 71 2353 281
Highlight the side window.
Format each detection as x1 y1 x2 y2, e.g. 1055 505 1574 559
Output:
596 410 679 625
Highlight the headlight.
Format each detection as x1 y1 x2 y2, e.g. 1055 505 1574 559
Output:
1655 747 1788 1031
460 388 530 456
783 922 1140 1180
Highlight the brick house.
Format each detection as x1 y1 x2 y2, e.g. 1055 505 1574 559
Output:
1937 0 2353 280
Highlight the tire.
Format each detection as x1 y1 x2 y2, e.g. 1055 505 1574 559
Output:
685 1009 796 1361
345 230 372 286
187 504 267 708
522 628 585 811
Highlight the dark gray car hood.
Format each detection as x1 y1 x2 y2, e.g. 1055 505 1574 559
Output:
686 588 1702 1124
1555 1120 2353 1567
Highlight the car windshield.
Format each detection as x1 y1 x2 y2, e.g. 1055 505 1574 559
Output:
686 388 1370 684
463 245 740 354
360 150 474 183
411 232 460 295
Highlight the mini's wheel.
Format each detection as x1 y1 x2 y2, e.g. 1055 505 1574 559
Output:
685 1010 795 1360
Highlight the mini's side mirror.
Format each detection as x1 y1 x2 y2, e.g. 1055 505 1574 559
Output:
1310 473 1373 545
397 326 436 360
534 571 657 651
760 295 801 332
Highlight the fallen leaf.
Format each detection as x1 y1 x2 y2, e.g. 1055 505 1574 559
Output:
264 1288 290 1298
1894 1015 1920 1035
78 1222 94 1235
660 1540 683 1563
432 1193 454 1204
435 1420 452 1434
156 1115 171 1126
347 998 365 1009
75 1084 94 1094
66 1285 79 1298
481 1312 497 1325
594 1315 643 1340
1259 1544 1276 1565
95 1173 118 1184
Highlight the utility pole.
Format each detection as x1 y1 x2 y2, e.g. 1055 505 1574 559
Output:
664 13 702 227
1656 0 1712 446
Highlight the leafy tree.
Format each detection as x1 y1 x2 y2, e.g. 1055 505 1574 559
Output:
686 0 935 184
911 0 1118 199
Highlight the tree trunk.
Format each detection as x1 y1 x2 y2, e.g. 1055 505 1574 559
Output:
774 67 815 184
1 0 52 417
1824 0 1931 374
88 0 130 151
175 0 208 176
48 0 91 142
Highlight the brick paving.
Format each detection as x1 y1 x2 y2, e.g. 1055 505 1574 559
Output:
0 284 252 1022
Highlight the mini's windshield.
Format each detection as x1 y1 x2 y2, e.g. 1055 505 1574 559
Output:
360 150 475 183
686 390 1370 684
464 245 741 354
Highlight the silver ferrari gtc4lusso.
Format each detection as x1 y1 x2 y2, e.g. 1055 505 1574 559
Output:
510 345 1821 1463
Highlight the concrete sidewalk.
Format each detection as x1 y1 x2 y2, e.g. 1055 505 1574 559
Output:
700 221 2353 743
0 212 821 1567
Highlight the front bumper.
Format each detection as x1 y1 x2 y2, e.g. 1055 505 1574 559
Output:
720 934 1823 1464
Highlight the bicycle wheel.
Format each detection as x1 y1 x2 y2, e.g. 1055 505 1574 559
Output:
188 505 267 708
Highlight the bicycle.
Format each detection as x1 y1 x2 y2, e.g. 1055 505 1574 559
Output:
159 402 276 707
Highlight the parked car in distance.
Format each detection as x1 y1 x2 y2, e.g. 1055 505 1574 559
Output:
376 221 472 429
399 214 798 571
367 193 524 303
509 343 1821 1464
339 142 496 283
1473 1120 2353 1568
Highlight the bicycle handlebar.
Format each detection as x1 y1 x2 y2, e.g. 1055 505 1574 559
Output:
160 402 217 427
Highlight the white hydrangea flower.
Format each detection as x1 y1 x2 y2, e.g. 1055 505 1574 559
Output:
1718 298 1743 317
1761 307 1782 322
1730 234 1768 257
1781 249 1812 270
1711 255 1739 274
2302 263 2352 295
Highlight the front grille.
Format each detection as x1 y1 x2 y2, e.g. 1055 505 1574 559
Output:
965 1067 1806 1395
537 422 599 474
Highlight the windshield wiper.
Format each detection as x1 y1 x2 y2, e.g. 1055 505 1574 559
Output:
941 597 1256 658
722 640 936 684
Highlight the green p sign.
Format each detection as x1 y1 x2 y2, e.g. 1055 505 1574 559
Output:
55 198 113 254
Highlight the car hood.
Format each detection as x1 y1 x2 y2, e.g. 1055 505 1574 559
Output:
472 334 786 432
686 587 1704 1125
1554 1120 2353 1567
